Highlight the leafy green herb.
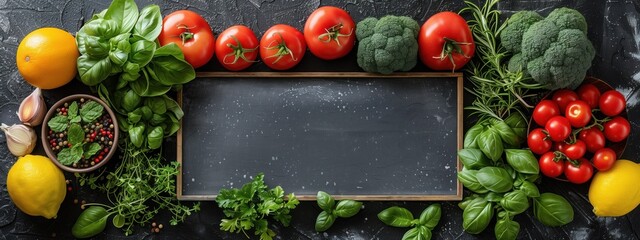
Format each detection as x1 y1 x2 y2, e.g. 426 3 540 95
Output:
533 193 574 226
476 167 513 193
505 149 539 174
68 101 79 119
216 173 299 240
314 191 362 232
68 123 85 145
48 115 68 133
462 198 493 234
378 204 441 240
495 218 520 240
72 206 109 238
80 101 105 123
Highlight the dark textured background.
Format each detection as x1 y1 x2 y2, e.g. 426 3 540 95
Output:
0 0 639 239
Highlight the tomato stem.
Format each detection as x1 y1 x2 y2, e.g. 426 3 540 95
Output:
177 25 195 45
433 37 472 72
317 23 353 46
264 33 297 64
223 35 259 65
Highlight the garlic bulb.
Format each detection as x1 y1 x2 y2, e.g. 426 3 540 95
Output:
18 88 46 126
1 123 37 157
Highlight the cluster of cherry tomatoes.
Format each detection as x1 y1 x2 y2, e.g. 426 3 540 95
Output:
157 7 475 71
527 82 630 184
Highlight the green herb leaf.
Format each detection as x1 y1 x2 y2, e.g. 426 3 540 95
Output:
495 219 520 240
458 195 479 210
484 192 504 203
71 116 81 123
500 190 529 214
150 113 167 126
80 100 105 123
68 101 79 119
133 5 162 41
109 39 130 66
519 181 540 198
129 39 156 66
122 89 142 112
314 211 336 232
533 193 574 227
477 127 504 161
84 143 102 159
418 203 441 229
464 123 484 148
458 149 491 170
58 148 77 166
316 191 335 211
129 124 145 148
462 198 493 234
476 167 513 193
334 200 362 218
378 206 414 228
78 52 112 86
145 97 167 114
112 214 125 228
48 115 69 132
457 169 489 194
164 95 184 119
147 126 164 149
504 114 527 143
68 123 85 145
72 206 109 238
128 108 142 124
491 119 521 146
140 106 153 121
402 225 431 240
505 149 539 174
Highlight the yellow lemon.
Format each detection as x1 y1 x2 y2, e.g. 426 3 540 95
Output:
589 159 640 217
6 155 66 219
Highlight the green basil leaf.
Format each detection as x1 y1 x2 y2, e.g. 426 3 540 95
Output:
457 169 489 194
458 195 479 210
57 147 80 165
116 114 130 131
477 127 503 162
533 193 574 227
112 214 125 228
335 200 362 218
78 55 112 86
519 181 540 198
495 219 520 240
314 211 336 232
462 198 493 234
500 190 530 214
76 30 88 55
163 95 184 119
129 124 145 148
491 119 520 146
166 120 180 136
504 114 527 143
122 89 141 112
154 42 185 57
84 35 110 58
121 0 138 34
464 123 484 148
505 149 539 174
316 191 335 211
80 101 105 123
127 108 142 124
458 148 491 170
133 5 162 41
68 101 79 119
147 126 163 149
71 116 81 123
83 143 102 159
140 106 153 121
97 19 120 39
72 206 109 238
476 167 513 193
418 203 441 229
402 226 431 240
147 55 196 86
483 192 504 203
109 40 131 67
150 113 167 126
129 39 156 65
48 115 69 132
130 69 172 97
68 123 85 145
145 97 167 114
378 206 415 228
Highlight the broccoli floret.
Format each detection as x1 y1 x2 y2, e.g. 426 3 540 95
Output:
507 53 528 74
500 11 543 53
356 15 419 74
511 8 594 90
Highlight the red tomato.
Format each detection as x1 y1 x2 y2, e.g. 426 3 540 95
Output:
564 158 593 184
539 152 564 178
561 140 586 160
260 24 306 70
603 116 630 142
304 6 355 60
545 116 572 142
553 141 567 152
599 90 626 116
564 100 591 128
159 10 215 68
578 128 606 153
533 100 560 126
552 89 579 112
214 25 259 71
527 128 552 155
592 148 617 171
576 83 601 109
419 11 475 71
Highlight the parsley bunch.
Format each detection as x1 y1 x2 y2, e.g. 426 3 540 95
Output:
216 173 299 240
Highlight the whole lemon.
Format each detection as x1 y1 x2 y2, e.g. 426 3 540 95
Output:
7 155 66 219
16 27 79 89
589 159 640 217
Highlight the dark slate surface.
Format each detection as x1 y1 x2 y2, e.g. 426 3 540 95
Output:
0 0 638 239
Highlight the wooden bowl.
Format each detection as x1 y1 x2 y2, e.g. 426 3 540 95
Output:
41 94 119 173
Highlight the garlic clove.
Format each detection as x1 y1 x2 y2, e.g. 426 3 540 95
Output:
18 88 47 126
1 123 37 157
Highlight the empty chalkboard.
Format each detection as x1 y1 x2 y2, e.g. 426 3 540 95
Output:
177 72 463 201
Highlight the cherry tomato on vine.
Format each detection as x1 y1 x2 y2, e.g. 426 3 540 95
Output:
576 83 600 109
578 128 606 153
564 158 593 184
603 116 630 142
528 128 552 155
552 89 579 112
260 24 306 70
561 140 586 160
592 148 617 171
215 25 259 71
159 10 215 68
533 100 560 126
539 152 564 178
553 141 567 153
304 6 355 60
599 90 626 116
545 116 572 142
419 11 475 71
565 100 591 128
